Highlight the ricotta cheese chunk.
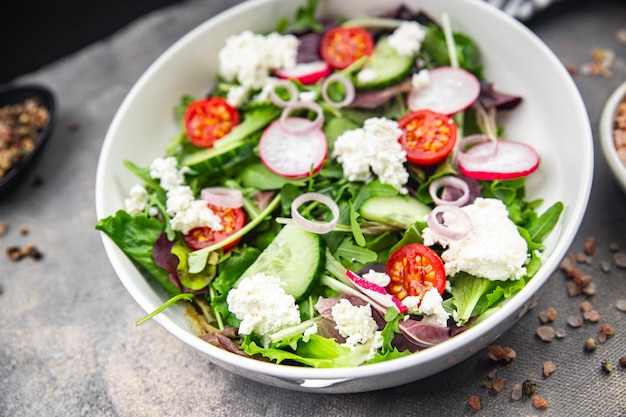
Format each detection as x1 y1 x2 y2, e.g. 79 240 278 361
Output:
331 299 382 355
422 198 528 281
124 184 149 215
227 273 301 346
388 21 426 57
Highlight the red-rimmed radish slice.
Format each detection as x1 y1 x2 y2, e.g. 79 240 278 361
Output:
200 187 243 208
268 79 299 108
407 66 480 115
279 100 324 135
275 60 332 85
428 176 470 206
321 73 355 108
346 270 409 314
458 139 540 180
427 204 472 241
291 192 340 234
258 118 327 178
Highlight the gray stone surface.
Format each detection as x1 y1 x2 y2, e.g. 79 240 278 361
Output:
1 0 625 416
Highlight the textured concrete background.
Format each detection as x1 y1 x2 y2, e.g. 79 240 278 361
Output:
1 0 625 416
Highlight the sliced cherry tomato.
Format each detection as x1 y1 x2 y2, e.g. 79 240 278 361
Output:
385 243 446 301
320 27 374 70
183 97 239 148
398 110 457 166
183 205 245 250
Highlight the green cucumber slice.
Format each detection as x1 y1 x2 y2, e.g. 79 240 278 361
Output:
181 140 254 176
238 223 324 300
360 195 431 229
354 36 415 90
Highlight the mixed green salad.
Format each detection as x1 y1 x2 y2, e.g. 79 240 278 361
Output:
96 0 563 368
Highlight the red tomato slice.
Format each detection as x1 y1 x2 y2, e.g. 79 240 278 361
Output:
183 205 245 250
320 27 374 70
398 110 457 166
385 243 446 301
183 97 239 148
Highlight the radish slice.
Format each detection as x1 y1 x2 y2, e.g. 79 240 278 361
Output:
279 100 324 135
321 73 355 108
345 270 409 314
291 192 339 234
258 118 327 178
200 187 243 208
407 66 480 115
458 139 540 180
427 205 471 241
269 80 299 108
429 176 470 206
274 60 332 85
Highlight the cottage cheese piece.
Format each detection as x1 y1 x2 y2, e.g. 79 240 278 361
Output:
419 287 449 326
227 273 301 346
124 184 149 215
149 157 188 191
422 198 528 281
357 68 377 84
388 21 426 57
362 269 391 287
332 117 409 193
218 30 299 91
411 69 430 90
331 299 382 352
168 188 224 234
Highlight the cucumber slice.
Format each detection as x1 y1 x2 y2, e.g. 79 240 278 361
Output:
360 195 431 229
238 224 325 300
181 140 254 176
354 36 415 90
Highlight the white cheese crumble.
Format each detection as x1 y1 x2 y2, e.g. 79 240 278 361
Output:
218 30 299 91
418 287 449 326
227 273 301 346
411 68 430 90
149 157 188 191
388 21 426 57
332 117 409 193
226 85 250 108
331 299 382 352
362 269 391 287
422 198 528 281
124 184 149 215
357 68 377 84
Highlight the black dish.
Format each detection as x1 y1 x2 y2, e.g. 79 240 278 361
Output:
0 84 56 197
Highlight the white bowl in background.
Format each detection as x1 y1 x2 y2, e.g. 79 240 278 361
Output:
600 80 626 193
95 0 593 393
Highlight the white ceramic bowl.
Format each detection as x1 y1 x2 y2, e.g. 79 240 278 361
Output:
600 80 626 193
95 0 593 393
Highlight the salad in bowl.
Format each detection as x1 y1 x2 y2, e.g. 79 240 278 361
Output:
95 0 592 392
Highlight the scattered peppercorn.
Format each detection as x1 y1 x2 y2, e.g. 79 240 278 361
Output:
619 356 626 368
601 360 613 374
522 380 537 396
585 337 597 351
6 244 43 261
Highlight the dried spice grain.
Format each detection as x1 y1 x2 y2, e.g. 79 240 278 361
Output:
511 383 523 401
585 337 597 351
619 356 626 368
468 395 481 411
522 380 537 396
487 345 517 362
616 299 626 312
601 360 613 374
543 361 557 377
567 314 583 328
614 252 626 268
490 378 506 394
533 395 550 410
536 325 556 342
584 236 597 255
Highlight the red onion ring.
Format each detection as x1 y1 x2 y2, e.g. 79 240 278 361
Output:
428 176 470 206
427 205 471 241
268 80 298 108
200 187 244 208
321 73 355 108
291 192 339 234
455 134 499 166
279 100 324 135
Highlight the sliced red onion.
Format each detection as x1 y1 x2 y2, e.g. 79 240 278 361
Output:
279 100 324 135
291 192 339 234
268 80 299 108
428 176 470 206
455 134 499 166
321 73 355 108
427 205 471 241
200 187 243 208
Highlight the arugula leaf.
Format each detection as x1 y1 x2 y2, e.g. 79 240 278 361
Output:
276 0 324 34
526 201 563 243
422 24 483 79
335 236 378 266
95 211 179 297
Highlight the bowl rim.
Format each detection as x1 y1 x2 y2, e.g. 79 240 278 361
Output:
95 0 594 389
600 80 626 190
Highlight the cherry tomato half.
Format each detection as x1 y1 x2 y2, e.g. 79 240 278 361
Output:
183 205 245 251
385 243 446 301
183 97 239 148
320 27 374 70
398 110 457 166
